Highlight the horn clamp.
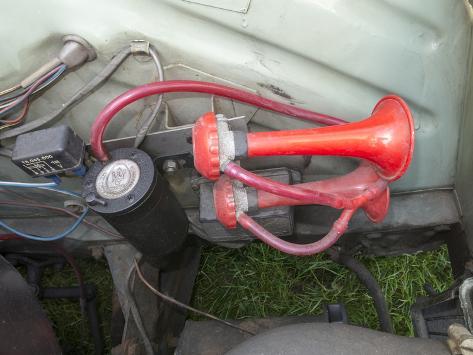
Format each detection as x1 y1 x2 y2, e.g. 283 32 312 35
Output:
193 95 414 256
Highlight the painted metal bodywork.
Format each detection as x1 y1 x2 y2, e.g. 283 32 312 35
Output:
0 0 471 253
0 0 470 190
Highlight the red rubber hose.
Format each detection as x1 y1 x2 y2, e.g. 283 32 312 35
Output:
0 234 21 241
256 163 388 210
237 209 355 256
224 162 348 209
257 164 376 208
90 80 346 161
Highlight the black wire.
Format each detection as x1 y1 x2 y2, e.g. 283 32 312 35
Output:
51 244 87 314
327 248 394 333
0 88 26 103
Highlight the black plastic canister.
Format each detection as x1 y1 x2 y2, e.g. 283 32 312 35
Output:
83 148 188 266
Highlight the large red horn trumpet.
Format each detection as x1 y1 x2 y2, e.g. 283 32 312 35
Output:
193 95 414 256
245 96 414 182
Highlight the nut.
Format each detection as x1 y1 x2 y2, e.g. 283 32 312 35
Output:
163 159 178 173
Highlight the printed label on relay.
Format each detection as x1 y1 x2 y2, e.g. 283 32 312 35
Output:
20 155 64 176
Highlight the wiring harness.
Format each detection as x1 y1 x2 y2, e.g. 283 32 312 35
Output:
0 65 67 131
0 179 88 241
0 35 95 134
0 40 164 143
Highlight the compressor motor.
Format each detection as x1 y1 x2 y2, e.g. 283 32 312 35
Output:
82 147 188 266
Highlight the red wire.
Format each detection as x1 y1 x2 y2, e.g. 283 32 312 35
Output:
0 233 21 241
90 80 347 161
0 65 64 116
0 100 29 126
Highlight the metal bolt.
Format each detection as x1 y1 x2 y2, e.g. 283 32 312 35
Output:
465 260 473 273
163 159 178 174
90 247 103 260
85 192 107 206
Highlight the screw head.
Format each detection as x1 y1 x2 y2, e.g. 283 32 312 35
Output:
85 192 107 206
163 159 178 173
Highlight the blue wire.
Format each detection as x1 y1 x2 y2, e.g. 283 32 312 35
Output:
0 207 89 241
46 175 62 185
0 179 86 240
37 186 82 198
0 180 81 198
0 64 67 117
37 65 67 89
0 65 67 103
0 180 57 188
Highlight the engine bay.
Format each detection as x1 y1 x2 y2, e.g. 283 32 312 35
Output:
1 1 473 354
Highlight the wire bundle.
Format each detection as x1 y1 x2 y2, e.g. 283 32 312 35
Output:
0 42 164 142
0 179 88 241
0 64 67 131
0 41 167 241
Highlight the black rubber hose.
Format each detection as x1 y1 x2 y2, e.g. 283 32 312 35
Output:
42 285 104 355
327 248 394 333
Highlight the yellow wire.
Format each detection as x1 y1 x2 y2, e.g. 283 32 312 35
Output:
0 122 19 131
0 84 21 97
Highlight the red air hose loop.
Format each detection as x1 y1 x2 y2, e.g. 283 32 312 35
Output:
256 162 382 207
237 209 355 256
90 80 346 161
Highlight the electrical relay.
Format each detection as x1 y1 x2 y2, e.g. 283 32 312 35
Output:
11 125 85 177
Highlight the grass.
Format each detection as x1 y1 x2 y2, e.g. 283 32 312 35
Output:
38 243 453 353
192 243 453 336
40 258 114 354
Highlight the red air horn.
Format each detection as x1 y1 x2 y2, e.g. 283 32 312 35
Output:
85 79 413 256
193 95 414 256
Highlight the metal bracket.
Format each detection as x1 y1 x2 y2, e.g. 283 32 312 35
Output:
182 0 251 13
98 115 247 160
460 278 473 331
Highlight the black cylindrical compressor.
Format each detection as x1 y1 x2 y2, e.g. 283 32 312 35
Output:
82 148 188 266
